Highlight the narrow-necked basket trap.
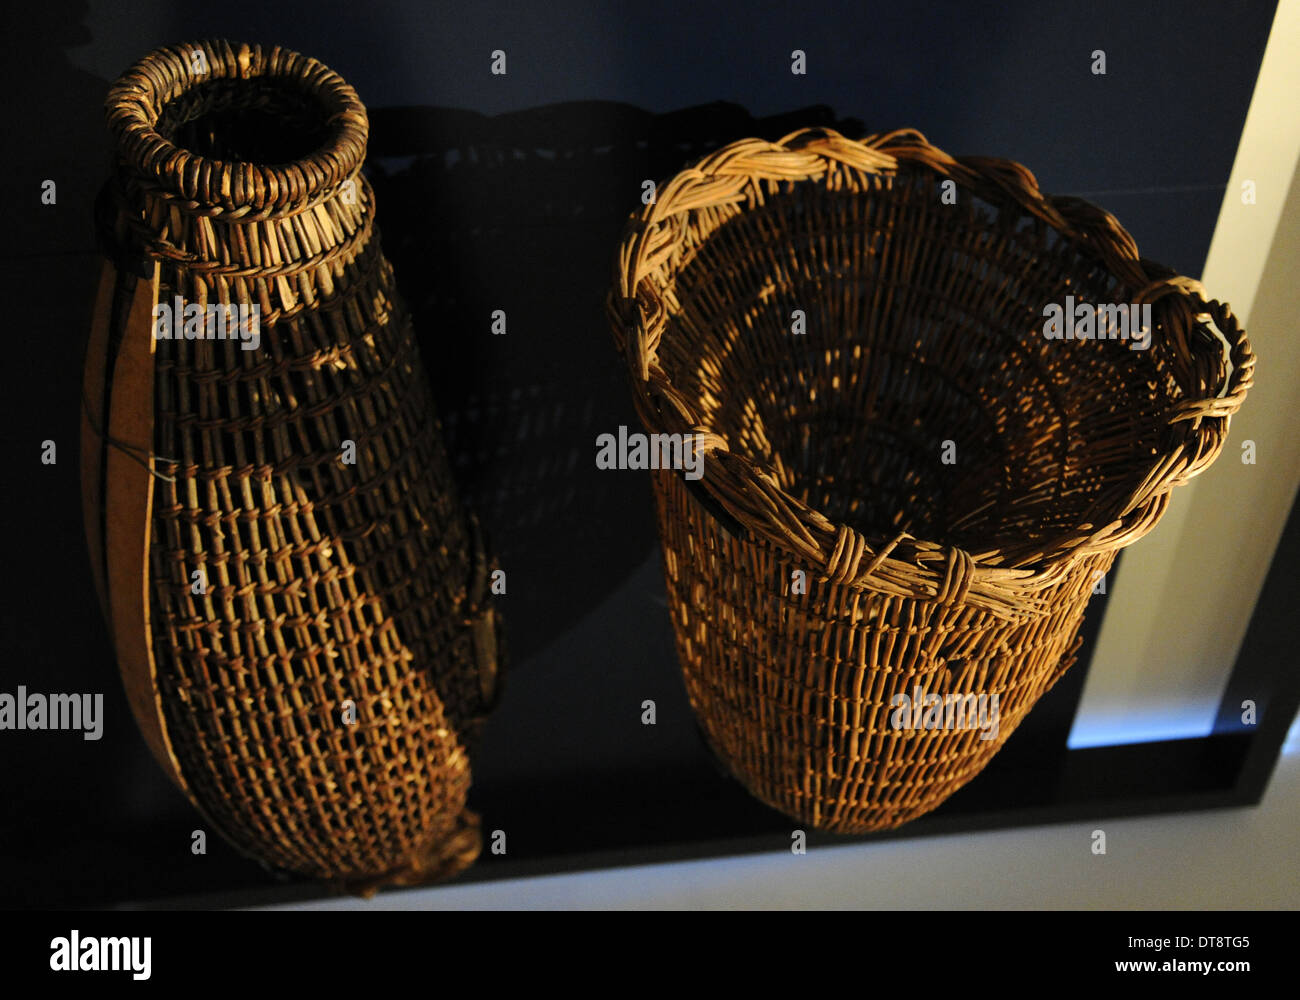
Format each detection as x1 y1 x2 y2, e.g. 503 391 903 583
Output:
607 128 1254 833
82 40 502 889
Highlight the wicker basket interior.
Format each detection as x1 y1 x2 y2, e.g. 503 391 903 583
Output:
654 166 1177 568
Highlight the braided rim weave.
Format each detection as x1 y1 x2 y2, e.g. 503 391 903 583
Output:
608 127 1256 620
105 39 368 219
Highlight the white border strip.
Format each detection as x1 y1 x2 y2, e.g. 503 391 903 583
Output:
1070 0 1300 747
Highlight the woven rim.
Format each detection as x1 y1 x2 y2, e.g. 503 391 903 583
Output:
608 127 1255 617
105 39 368 219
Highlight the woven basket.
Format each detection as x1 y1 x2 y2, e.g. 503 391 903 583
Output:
81 40 501 888
607 128 1254 833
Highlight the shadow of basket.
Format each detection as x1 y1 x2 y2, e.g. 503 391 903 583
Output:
366 100 865 661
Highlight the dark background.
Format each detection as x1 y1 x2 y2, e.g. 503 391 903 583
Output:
0 0 1279 907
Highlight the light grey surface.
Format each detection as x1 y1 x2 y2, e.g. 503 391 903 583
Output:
263 720 1300 910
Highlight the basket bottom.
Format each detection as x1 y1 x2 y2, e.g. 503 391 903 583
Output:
335 808 483 898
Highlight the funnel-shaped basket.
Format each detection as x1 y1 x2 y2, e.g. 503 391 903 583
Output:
607 128 1254 832
81 40 502 888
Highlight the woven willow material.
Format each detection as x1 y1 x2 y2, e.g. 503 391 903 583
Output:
608 128 1254 832
82 41 500 886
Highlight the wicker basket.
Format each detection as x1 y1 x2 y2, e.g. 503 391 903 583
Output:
607 128 1254 833
81 40 501 888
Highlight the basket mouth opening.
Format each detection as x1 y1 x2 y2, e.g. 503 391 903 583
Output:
155 77 336 166
106 41 367 213
647 175 1170 567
